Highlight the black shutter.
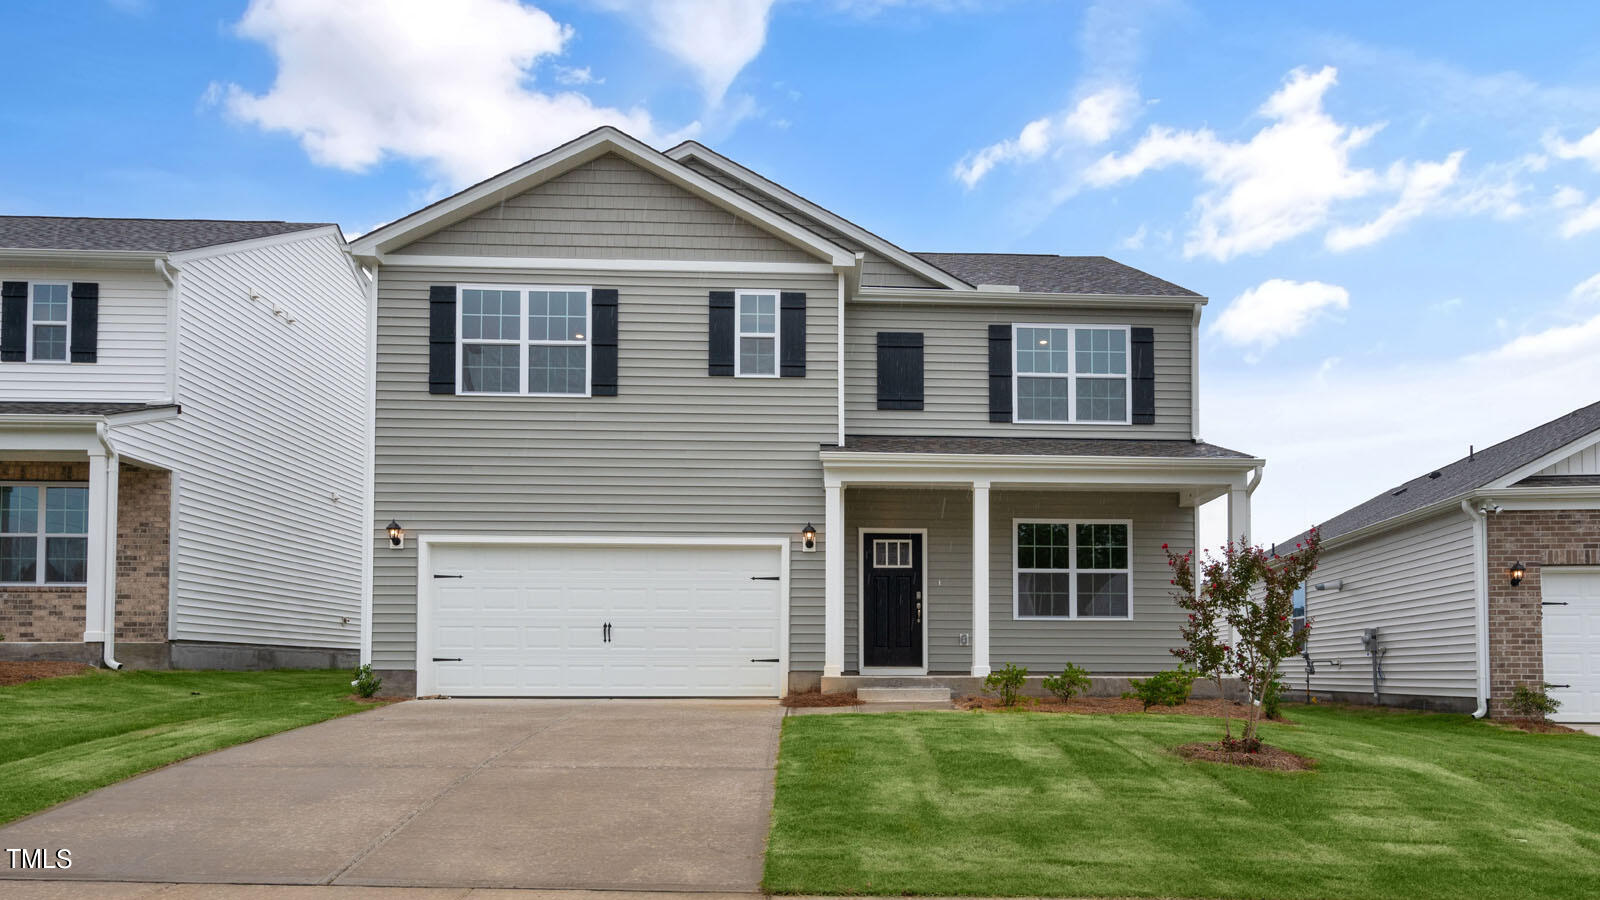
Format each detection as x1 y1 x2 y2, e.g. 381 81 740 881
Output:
69 282 99 363
988 324 1012 422
1131 326 1155 425
876 332 923 410
780 291 806 377
1 283 25 362
708 290 734 376
591 288 618 396
428 285 456 395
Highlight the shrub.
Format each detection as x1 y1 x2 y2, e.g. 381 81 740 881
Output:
984 663 1028 707
1042 663 1092 701
1125 667 1196 710
1262 675 1284 721
351 664 382 699
1508 683 1561 720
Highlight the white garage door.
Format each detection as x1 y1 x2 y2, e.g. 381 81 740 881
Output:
1543 568 1600 723
424 542 784 697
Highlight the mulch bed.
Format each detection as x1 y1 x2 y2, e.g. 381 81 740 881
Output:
1499 718 1582 734
1176 741 1316 771
0 660 96 686
781 689 865 708
958 695 1258 718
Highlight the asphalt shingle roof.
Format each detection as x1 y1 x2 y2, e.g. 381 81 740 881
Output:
0 402 179 417
832 434 1255 459
1273 399 1600 549
913 253 1202 297
0 217 331 253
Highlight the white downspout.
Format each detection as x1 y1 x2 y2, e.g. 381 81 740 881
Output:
95 422 122 670
1463 499 1491 718
836 271 845 447
359 262 379 666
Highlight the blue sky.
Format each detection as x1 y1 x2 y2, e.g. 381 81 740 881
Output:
3 0 1599 548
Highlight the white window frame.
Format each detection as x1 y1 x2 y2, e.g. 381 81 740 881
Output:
1011 323 1132 425
455 284 592 398
733 289 781 378
1011 518 1133 621
23 282 72 364
0 481 90 586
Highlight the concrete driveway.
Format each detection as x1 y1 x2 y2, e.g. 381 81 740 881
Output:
0 699 782 892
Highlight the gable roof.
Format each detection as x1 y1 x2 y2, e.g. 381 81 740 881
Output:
1274 398 1600 549
0 217 331 254
350 127 853 266
914 253 1202 297
665 141 971 290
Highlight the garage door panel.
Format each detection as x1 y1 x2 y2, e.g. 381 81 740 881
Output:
1543 569 1600 722
427 543 782 697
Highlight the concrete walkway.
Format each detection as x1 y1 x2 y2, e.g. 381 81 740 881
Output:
0 700 781 893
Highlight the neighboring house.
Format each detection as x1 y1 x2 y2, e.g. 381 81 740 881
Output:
0 217 370 669
350 126 1263 699
1270 400 1600 722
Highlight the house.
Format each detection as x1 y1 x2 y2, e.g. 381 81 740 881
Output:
1269 400 1600 721
349 127 1263 699
0 217 370 670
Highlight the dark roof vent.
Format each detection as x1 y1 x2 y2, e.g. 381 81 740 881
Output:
1427 471 1442 479
1392 487 1408 496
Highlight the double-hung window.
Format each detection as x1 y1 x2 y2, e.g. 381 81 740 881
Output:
458 285 590 396
0 484 89 584
29 283 70 362
1014 520 1132 620
735 290 778 377
1013 324 1130 424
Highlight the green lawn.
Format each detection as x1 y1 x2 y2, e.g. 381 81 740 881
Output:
0 668 374 825
766 705 1600 900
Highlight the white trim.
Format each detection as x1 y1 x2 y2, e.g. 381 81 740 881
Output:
853 287 1208 309
836 272 845 447
350 127 855 266
856 527 930 675
1010 518 1134 621
824 483 845 677
733 289 780 378
454 283 592 398
378 254 837 276
414 534 790 699
359 264 379 666
1190 305 1202 441
0 480 90 587
971 481 990 677
665 141 972 291
1462 500 1491 719
164 224 345 264
15 281 72 364
1488 427 1600 490
1011 323 1133 426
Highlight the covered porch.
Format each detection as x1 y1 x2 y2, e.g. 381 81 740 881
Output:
816 436 1262 692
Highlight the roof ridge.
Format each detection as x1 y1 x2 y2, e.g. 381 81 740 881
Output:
0 215 328 225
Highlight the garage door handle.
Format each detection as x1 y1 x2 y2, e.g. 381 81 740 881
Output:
1549 684 1571 689
751 576 780 581
751 658 779 663
1543 601 1569 606
433 574 464 579
432 657 462 662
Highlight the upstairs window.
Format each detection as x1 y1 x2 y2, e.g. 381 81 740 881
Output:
735 291 778 377
0 483 89 584
457 285 590 397
1014 520 1132 620
30 283 70 362
1013 324 1129 424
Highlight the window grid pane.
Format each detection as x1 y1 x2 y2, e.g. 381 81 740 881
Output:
32 283 68 323
1017 521 1130 619
1016 376 1069 422
0 486 39 534
461 343 521 393
529 290 587 342
460 289 520 341
1076 572 1129 618
1018 573 1071 617
739 294 776 335
739 336 775 375
1074 328 1126 375
528 345 587 395
45 487 88 535
1075 523 1129 570
33 324 67 361
0 536 36 583
45 536 87 584
1075 377 1126 422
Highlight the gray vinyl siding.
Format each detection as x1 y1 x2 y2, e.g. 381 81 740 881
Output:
989 491 1194 673
680 158 941 289
843 487 974 673
846 301 1194 440
1298 510 1479 699
398 154 815 263
370 265 837 671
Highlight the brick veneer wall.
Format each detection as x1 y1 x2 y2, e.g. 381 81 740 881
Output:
1487 509 1600 715
0 461 170 644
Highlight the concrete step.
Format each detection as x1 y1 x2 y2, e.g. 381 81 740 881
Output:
856 686 952 703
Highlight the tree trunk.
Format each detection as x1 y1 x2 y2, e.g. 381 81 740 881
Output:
1217 675 1232 741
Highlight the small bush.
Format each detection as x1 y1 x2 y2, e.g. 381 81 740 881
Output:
1042 663 1092 701
1508 683 1561 720
983 663 1028 707
1125 667 1196 710
351 664 382 699
1262 675 1284 720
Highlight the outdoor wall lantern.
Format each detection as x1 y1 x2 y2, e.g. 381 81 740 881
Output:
1510 560 1526 587
801 523 817 553
386 520 405 549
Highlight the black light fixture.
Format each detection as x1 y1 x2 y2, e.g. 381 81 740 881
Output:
1510 560 1526 587
801 522 817 553
386 520 405 549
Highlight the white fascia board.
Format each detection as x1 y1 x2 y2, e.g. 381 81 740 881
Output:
853 287 1209 309
1490 484 1600 509
1486 427 1600 490
377 254 837 276
666 141 972 291
350 128 855 267
166 225 344 265
0 248 165 268
820 451 1261 490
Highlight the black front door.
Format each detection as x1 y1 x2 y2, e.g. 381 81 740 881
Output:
863 532 923 668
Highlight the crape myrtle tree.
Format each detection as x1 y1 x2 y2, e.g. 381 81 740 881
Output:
1165 529 1322 750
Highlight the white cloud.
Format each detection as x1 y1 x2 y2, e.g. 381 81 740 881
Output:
554 65 601 86
600 0 776 106
1428 297 1463 313
1325 151 1464 251
1208 278 1350 353
1546 125 1600 170
219 0 668 189
1553 185 1586 208
954 86 1139 187
1559 196 1600 238
1119 223 1148 250
1569 272 1600 307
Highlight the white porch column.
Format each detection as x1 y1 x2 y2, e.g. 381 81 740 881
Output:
823 480 845 677
1227 484 1252 546
971 480 991 677
83 448 109 643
